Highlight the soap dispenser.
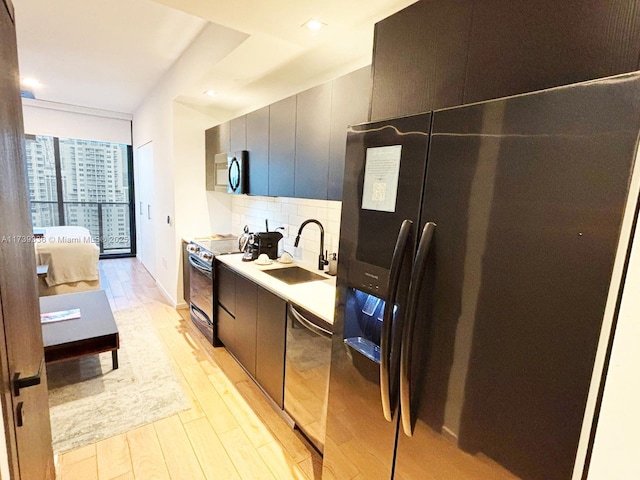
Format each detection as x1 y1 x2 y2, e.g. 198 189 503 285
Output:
328 253 338 276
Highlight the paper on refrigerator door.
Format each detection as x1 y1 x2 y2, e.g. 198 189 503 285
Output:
362 145 402 212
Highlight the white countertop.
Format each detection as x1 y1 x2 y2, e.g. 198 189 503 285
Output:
215 253 337 324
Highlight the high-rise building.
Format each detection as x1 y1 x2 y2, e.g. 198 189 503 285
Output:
24 135 131 253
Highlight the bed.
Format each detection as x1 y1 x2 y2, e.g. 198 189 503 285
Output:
35 226 101 296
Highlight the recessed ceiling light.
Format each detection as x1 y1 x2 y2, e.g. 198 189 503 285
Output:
303 19 326 31
203 89 216 97
21 77 42 89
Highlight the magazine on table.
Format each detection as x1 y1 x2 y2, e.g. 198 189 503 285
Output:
40 308 81 323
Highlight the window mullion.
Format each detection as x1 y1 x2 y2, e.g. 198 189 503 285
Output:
53 137 65 225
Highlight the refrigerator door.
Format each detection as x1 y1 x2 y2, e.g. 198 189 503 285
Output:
323 113 431 479
394 73 640 480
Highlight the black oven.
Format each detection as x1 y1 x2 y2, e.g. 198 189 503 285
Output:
187 238 238 345
188 248 215 344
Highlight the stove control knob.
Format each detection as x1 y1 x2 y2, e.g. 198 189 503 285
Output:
186 244 198 254
200 251 213 262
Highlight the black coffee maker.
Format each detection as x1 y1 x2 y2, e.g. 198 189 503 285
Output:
241 221 283 261
253 231 283 259
243 232 283 261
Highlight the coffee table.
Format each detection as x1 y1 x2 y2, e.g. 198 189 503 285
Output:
39 290 119 370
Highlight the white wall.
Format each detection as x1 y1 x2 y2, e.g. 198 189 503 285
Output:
173 102 233 239
132 91 176 302
22 99 132 144
230 196 341 265
587 212 640 478
132 22 248 305
173 101 232 304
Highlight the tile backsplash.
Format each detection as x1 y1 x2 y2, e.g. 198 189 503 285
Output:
231 196 342 265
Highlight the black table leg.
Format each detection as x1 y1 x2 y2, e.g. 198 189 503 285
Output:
112 349 119 370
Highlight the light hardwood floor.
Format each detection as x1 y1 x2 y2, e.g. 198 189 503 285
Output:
55 257 323 480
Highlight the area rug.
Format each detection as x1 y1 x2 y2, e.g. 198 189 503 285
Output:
46 306 190 453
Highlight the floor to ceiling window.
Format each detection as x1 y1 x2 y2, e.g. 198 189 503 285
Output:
24 134 135 257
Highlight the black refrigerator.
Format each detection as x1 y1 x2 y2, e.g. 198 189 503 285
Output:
323 72 640 480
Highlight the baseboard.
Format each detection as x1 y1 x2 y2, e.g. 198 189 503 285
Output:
155 280 178 308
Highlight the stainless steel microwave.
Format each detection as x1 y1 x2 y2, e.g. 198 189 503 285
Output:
212 150 247 194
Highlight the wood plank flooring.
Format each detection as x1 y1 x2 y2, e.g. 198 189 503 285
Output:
55 257 322 480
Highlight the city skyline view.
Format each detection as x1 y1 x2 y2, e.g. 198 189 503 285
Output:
24 135 133 254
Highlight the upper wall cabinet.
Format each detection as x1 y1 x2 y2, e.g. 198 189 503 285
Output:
463 0 640 104
294 83 332 199
370 0 640 120
205 123 230 191
370 0 473 121
229 116 247 153
246 106 270 197
268 96 296 198
205 66 372 200
328 66 370 200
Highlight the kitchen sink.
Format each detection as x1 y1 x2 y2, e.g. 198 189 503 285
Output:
263 266 328 285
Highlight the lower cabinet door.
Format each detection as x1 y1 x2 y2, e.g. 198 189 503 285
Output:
217 305 235 352
255 287 287 407
234 275 257 377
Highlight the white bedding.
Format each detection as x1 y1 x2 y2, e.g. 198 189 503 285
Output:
35 226 100 287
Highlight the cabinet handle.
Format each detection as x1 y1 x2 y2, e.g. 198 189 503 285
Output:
288 304 331 338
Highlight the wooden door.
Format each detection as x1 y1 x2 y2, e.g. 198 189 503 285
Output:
135 142 155 277
0 1 55 477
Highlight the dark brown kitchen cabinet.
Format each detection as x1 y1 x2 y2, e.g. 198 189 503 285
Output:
229 115 247 153
268 96 296 197
234 274 257 377
246 106 270 196
255 287 287 407
370 0 640 121
205 123 230 190
328 66 371 200
370 0 473 121
206 67 370 200
295 83 332 199
215 261 287 407
217 305 235 354
216 263 236 351
462 0 640 104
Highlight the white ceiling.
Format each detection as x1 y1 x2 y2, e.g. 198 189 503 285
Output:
13 0 416 116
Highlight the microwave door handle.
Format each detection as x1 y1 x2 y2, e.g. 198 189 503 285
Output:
380 219 413 422
400 221 436 437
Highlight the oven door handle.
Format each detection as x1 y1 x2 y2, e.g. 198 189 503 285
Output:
190 304 213 327
288 304 332 339
188 255 212 278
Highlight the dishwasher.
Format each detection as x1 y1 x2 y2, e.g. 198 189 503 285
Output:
284 303 333 454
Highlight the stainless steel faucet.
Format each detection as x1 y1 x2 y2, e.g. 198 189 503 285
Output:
294 219 328 271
